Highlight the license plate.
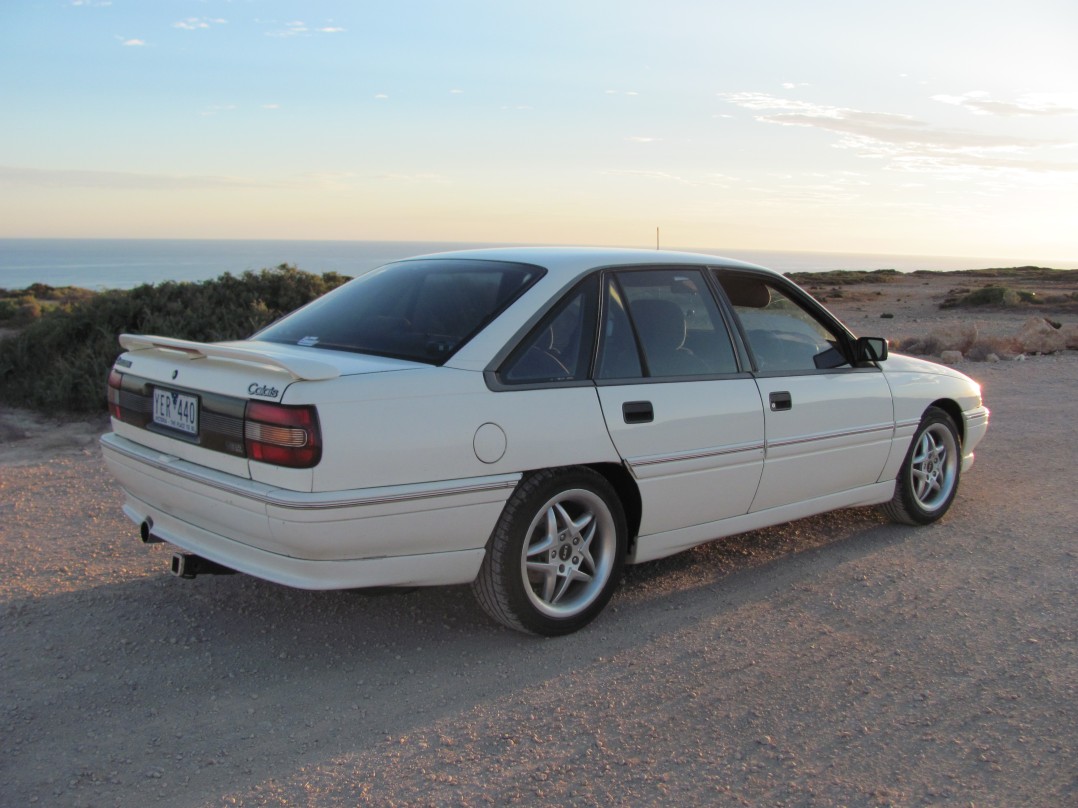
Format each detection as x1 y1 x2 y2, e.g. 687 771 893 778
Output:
152 388 199 436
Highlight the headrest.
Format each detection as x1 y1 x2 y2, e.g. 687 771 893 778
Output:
721 277 772 308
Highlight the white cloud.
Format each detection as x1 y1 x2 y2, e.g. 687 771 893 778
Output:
121 38 146 47
266 21 308 37
718 91 1078 177
374 94 389 100
265 20 344 37
627 136 659 143
173 18 227 31
262 104 281 110
0 165 370 193
932 91 1078 118
0 165 271 191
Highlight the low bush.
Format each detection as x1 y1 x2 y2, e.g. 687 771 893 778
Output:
787 269 900 286
0 265 349 414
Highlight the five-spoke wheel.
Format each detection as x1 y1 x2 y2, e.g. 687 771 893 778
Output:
883 406 961 525
473 467 626 635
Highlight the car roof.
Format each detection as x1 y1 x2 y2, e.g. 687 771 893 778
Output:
396 246 778 283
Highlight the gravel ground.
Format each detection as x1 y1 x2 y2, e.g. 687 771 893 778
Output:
2 345 1077 805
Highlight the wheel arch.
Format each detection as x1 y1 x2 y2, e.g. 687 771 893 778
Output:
928 398 965 445
584 462 642 556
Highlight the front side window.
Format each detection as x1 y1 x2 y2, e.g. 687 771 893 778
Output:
255 259 543 364
717 274 849 372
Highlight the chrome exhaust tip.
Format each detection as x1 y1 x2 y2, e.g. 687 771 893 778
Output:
140 518 163 544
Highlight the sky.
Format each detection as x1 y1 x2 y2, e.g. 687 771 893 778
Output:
2 0 1077 263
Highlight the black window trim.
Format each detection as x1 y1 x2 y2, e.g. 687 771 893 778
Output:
485 261 890 393
709 266 882 376
485 262 797 392
485 274 601 391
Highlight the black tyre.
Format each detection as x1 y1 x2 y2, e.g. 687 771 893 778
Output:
882 406 961 525
472 467 627 636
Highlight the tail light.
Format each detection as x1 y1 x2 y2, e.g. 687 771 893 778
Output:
244 401 322 468
107 369 124 421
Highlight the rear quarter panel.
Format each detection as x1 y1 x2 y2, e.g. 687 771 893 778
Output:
289 367 620 492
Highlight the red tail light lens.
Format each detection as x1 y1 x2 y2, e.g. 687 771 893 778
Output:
244 402 322 468
107 369 124 421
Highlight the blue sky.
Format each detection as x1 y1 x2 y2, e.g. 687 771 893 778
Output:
2 0 1077 262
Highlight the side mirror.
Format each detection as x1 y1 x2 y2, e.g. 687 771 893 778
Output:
856 336 888 363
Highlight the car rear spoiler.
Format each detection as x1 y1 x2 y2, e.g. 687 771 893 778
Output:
118 334 341 381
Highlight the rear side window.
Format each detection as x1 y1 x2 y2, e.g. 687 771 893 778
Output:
254 259 543 364
500 276 599 384
598 269 738 378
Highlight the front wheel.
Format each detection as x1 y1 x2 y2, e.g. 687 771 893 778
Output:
882 406 961 525
472 467 626 636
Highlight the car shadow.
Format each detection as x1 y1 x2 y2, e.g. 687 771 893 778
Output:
3 503 920 806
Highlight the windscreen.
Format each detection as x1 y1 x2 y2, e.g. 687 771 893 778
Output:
253 258 543 364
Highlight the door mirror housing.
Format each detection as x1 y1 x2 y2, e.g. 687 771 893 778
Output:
856 336 888 363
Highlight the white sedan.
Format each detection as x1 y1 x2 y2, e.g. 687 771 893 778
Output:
102 247 989 635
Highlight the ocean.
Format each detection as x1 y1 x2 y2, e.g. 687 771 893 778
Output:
0 238 1066 291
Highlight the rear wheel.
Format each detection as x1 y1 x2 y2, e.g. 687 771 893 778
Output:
883 406 961 525
472 467 626 636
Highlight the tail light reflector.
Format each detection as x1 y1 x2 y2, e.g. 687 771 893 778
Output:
244 402 321 468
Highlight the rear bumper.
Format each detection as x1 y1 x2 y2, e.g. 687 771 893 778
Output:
101 432 519 589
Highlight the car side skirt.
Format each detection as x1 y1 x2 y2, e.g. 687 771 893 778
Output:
628 481 896 564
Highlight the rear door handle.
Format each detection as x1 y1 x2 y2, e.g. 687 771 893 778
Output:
769 391 792 412
623 401 654 424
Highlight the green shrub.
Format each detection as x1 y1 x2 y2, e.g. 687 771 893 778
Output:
0 265 349 414
939 285 1025 309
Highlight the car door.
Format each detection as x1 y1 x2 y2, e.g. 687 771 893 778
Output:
592 268 766 537
715 271 894 513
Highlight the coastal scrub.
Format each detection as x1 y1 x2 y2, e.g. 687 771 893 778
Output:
0 265 348 414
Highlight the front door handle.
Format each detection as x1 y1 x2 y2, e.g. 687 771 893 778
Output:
769 391 792 412
623 401 654 424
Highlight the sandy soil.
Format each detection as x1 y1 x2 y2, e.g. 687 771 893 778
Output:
2 273 1076 806
796 268 1078 343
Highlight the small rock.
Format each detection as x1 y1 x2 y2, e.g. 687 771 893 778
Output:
940 350 963 364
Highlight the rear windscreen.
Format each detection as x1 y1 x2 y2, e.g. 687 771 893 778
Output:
253 258 544 364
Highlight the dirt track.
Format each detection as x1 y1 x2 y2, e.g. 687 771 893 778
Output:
2 353 1077 806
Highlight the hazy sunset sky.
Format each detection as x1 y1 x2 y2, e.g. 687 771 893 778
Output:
2 1 1076 262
